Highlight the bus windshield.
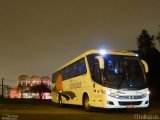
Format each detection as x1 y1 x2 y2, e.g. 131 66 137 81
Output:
103 55 147 90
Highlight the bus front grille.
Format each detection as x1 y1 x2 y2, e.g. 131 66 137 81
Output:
118 95 144 99
118 101 142 106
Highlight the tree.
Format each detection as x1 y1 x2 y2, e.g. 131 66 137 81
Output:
137 29 160 100
156 27 160 46
137 29 155 56
30 82 51 100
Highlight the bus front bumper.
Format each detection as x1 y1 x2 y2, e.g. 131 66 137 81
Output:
104 96 149 109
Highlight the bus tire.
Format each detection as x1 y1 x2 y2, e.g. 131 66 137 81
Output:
83 95 92 112
58 95 63 107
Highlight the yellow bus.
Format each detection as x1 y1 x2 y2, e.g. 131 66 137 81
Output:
51 49 150 111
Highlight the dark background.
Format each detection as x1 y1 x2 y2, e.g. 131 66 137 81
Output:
0 0 160 87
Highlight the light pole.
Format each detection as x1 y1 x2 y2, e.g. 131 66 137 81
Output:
1 78 4 98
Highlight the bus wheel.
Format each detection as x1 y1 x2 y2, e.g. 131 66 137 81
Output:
58 95 63 106
83 96 91 112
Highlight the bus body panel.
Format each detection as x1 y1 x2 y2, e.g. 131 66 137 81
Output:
51 49 149 109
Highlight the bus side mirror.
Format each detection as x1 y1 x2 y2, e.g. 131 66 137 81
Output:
95 56 104 69
141 60 149 73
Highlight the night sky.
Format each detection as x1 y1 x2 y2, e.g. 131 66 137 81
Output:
0 0 160 87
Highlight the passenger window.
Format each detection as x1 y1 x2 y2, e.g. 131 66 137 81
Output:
77 58 87 75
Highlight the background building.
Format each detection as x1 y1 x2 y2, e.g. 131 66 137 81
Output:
10 75 51 99
10 87 21 98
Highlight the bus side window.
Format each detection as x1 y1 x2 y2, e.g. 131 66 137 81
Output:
77 58 87 75
71 62 78 77
62 67 70 80
61 58 87 80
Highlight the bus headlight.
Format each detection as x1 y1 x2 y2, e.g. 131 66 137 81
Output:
146 91 150 95
110 93 119 98
142 90 150 98
101 90 119 98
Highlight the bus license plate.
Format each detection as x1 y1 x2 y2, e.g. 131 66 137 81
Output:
127 105 134 108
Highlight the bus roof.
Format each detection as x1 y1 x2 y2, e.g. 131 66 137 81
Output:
54 49 138 72
84 49 137 56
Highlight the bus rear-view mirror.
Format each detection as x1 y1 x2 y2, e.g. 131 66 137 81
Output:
141 60 149 73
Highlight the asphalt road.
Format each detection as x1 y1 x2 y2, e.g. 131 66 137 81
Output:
0 102 160 120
